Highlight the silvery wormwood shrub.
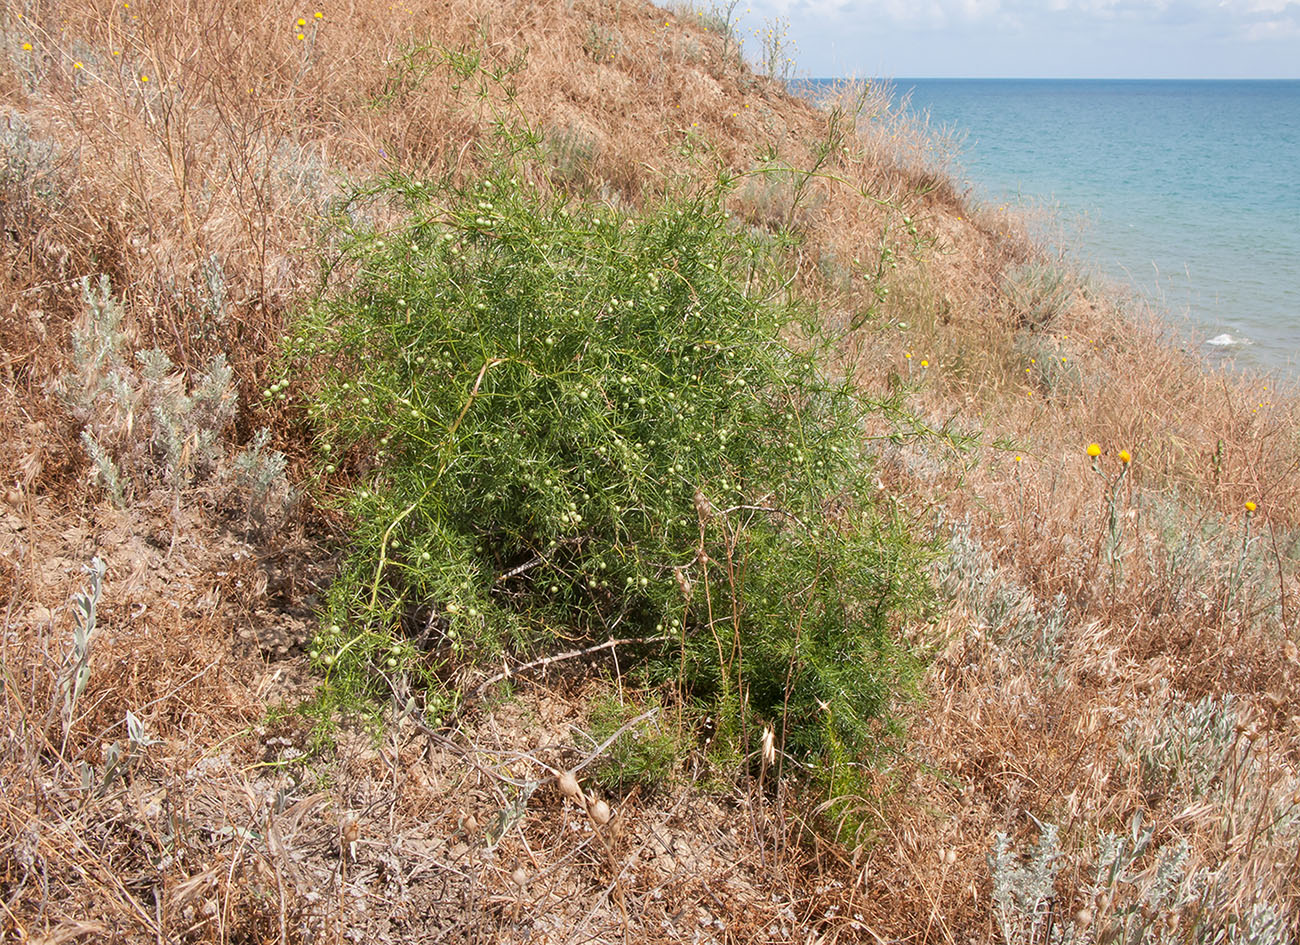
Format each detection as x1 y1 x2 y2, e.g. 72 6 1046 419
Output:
63 275 236 504
62 275 289 532
289 155 937 766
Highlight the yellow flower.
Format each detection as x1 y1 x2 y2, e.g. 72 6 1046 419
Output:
904 352 912 360
1119 449 1131 464
140 74 149 81
1086 443 1101 458
314 10 324 17
1245 501 1257 513
297 17 307 26
73 61 83 69
1013 455 1022 464
296 33 305 40
22 42 32 50
920 359 929 367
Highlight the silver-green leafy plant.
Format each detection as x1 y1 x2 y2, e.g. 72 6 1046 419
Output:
990 823 1063 945
935 519 1070 665
61 275 287 527
61 556 105 747
63 275 238 503
991 802 1298 945
0 107 61 198
81 708 162 797
1121 694 1238 802
1002 261 1074 331
989 816 1194 945
232 428 291 536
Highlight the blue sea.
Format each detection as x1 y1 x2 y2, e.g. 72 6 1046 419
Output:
807 79 1300 376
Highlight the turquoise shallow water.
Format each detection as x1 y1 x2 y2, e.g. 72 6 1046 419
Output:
807 79 1300 376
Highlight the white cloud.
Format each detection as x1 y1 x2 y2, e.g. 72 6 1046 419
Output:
751 0 1299 38
1229 0 1299 12
1242 14 1300 35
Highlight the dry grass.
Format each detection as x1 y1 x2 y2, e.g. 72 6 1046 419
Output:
3 0 1300 940
856 248 1300 940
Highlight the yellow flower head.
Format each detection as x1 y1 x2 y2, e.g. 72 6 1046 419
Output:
1245 501 1257 513
904 352 912 360
315 10 324 17
296 32 305 39
1119 449 1131 464
297 17 307 26
140 74 149 81
1086 443 1101 458
920 359 929 367
73 61 83 69
22 42 32 50
1014 455 1022 463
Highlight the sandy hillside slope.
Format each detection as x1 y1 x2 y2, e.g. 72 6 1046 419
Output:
3 0 1299 942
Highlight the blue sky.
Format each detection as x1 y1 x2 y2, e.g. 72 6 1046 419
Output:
733 0 1300 78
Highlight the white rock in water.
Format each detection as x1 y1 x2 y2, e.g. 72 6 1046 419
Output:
1206 333 1237 347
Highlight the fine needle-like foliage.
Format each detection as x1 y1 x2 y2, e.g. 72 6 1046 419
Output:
291 145 936 766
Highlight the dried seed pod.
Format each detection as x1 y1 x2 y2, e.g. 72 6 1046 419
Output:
945 849 957 865
673 566 693 601
511 866 528 888
340 815 360 845
588 797 611 826
460 813 479 834
693 489 712 523
340 815 360 860
1074 908 1094 929
557 770 584 805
